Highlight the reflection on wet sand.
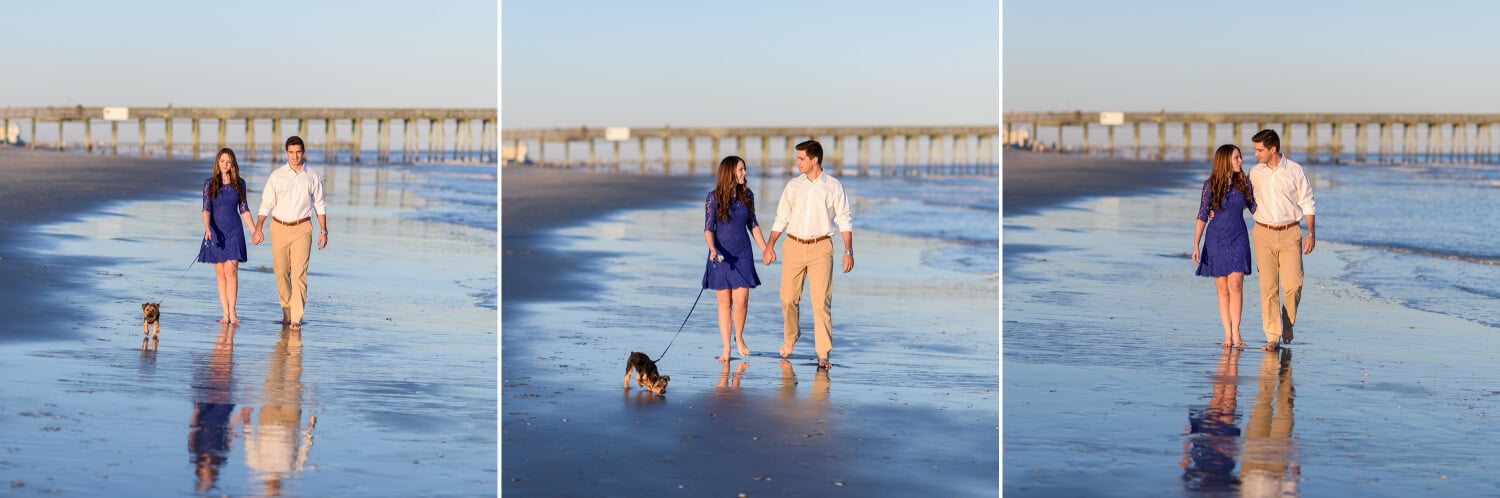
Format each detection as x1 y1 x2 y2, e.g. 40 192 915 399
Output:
1180 347 1300 496
1182 347 1242 491
777 359 830 415
243 327 318 496
716 360 749 390
1241 348 1299 497
189 323 239 493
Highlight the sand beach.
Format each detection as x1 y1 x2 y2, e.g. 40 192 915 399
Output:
1004 150 1500 496
502 165 999 496
0 148 497 495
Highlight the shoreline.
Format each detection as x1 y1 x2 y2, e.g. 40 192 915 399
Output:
0 147 205 342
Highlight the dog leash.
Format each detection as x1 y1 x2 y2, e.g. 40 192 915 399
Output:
655 255 716 362
154 239 207 305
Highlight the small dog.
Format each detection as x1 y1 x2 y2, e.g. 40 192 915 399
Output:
141 302 161 338
623 352 670 395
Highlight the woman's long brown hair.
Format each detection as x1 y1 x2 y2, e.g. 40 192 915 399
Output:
207 148 246 203
712 155 753 222
1207 144 1253 212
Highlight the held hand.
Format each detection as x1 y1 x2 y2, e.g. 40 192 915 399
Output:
318 232 328 250
762 247 777 265
251 231 264 245
1302 235 1315 255
842 254 853 273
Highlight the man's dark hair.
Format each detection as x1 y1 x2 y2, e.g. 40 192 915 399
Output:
285 135 305 151
1251 129 1280 152
795 139 823 165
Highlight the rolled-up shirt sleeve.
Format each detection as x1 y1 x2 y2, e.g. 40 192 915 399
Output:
257 174 276 217
832 183 852 233
770 182 792 233
1295 169 1316 216
311 172 327 216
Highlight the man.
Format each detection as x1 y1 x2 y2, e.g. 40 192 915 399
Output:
762 140 853 369
253 136 328 330
1247 129 1315 351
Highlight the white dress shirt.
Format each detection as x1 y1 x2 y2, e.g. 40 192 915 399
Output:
770 172 853 238
1248 156 1315 226
257 164 327 222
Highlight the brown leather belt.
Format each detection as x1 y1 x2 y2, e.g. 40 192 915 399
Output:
1255 221 1300 231
786 234 830 244
274 217 311 227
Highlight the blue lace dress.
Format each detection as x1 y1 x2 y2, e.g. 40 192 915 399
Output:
197 178 250 264
1196 179 1256 277
702 190 762 290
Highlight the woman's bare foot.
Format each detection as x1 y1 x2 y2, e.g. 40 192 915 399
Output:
737 339 750 357
229 316 240 324
716 351 731 363
219 316 230 324
1220 340 1232 348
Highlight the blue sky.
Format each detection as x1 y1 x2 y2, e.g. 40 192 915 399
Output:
1005 0 1500 113
0 1 496 108
501 0 1000 128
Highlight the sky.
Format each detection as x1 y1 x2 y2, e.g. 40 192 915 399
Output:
1005 0 1500 114
0 0 496 109
501 0 1000 128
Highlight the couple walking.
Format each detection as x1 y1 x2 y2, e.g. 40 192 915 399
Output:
701 140 853 369
1192 129 1317 351
197 136 329 329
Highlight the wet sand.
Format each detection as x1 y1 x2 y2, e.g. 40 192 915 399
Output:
502 166 999 496
0 147 203 341
1002 149 1202 217
0 155 496 495
1003 154 1500 495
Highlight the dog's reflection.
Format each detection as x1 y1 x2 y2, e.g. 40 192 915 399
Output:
189 323 239 493
243 326 317 496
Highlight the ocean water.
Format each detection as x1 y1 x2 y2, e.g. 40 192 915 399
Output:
1311 161 1500 328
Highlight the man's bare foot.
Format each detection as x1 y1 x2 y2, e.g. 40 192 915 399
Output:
817 357 831 369
778 342 794 359
1282 326 1294 344
1260 342 1279 351
289 323 301 331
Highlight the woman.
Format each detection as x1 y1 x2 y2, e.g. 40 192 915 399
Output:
703 155 768 362
1192 144 1256 348
199 148 255 324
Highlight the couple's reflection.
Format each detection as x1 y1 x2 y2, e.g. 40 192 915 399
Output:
244 327 318 496
186 325 316 495
189 323 238 493
1181 348 1298 496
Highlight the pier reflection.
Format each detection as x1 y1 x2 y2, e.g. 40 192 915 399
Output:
188 323 239 493
244 327 317 496
1180 347 1300 496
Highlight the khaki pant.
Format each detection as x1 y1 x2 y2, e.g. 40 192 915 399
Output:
270 220 313 324
780 239 833 358
1251 225 1303 344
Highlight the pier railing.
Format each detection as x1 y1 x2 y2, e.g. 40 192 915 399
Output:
0 106 496 164
501 125 999 176
1003 111 1500 164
